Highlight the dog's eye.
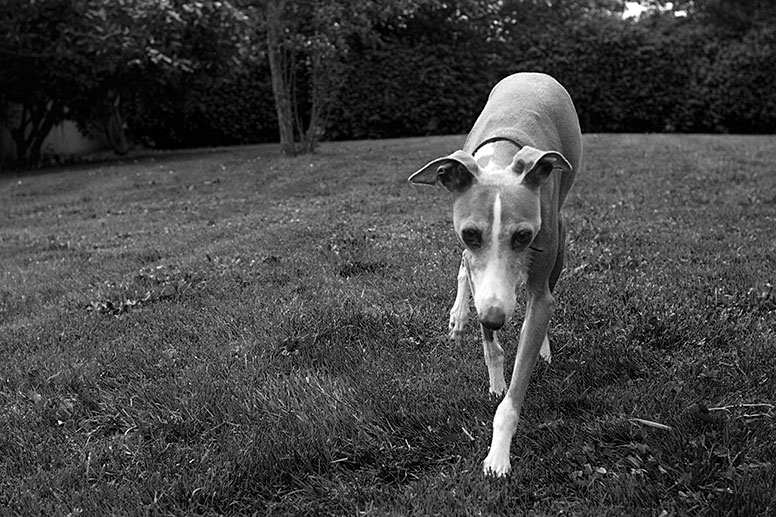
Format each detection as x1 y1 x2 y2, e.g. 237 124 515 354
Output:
512 229 533 248
461 228 482 248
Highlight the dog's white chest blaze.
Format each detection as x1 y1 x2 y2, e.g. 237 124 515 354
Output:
475 142 513 173
475 144 498 172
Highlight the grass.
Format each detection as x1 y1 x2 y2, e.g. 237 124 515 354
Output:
1 134 775 516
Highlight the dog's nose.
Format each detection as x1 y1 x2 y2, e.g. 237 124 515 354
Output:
479 308 506 330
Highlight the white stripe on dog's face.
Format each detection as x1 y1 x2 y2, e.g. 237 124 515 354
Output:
490 193 501 257
478 192 502 304
471 192 515 320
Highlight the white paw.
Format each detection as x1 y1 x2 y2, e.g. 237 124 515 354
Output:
484 402 518 477
448 315 466 343
449 328 464 344
483 452 511 477
539 334 552 364
488 375 506 397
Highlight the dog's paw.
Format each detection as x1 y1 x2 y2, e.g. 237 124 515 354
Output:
539 335 552 364
489 386 506 397
449 329 464 344
483 453 511 477
448 316 466 343
488 377 506 397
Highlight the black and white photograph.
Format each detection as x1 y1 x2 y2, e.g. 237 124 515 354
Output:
1 0 774 515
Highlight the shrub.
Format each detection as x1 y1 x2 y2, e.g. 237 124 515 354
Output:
124 63 277 149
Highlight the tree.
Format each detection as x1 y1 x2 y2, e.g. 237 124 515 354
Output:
0 0 254 166
260 0 360 155
263 0 296 155
78 0 255 151
0 0 83 164
255 0 423 155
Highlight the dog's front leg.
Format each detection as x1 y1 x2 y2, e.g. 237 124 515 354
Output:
448 251 471 344
483 287 554 477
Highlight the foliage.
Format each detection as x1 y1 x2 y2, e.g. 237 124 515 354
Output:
123 61 278 149
639 0 776 33
700 24 776 133
2 0 775 164
327 3 502 140
0 0 88 164
326 0 776 138
0 0 256 165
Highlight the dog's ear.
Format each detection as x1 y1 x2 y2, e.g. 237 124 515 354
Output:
511 146 572 189
408 150 479 193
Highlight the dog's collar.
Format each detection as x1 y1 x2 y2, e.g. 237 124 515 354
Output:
473 137 523 155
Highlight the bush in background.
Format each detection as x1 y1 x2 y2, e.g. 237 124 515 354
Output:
4 0 774 162
327 10 776 138
124 63 277 149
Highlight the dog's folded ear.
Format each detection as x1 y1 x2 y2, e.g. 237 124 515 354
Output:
408 150 479 193
511 146 572 189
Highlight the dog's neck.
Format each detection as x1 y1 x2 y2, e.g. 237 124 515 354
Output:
473 138 522 173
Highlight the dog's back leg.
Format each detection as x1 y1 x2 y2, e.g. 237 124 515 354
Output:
538 215 568 363
548 214 567 293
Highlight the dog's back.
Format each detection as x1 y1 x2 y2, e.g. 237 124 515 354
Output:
464 72 582 206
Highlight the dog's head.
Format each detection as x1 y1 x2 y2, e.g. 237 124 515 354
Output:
409 146 571 329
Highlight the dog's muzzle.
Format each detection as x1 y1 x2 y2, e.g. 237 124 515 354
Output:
479 307 506 330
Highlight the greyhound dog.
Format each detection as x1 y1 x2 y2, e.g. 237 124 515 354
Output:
408 72 582 476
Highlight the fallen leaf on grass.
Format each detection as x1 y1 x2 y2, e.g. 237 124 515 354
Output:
629 417 673 431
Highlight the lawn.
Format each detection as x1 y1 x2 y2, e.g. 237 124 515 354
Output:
1 134 775 516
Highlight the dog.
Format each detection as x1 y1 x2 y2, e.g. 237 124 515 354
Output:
408 72 582 476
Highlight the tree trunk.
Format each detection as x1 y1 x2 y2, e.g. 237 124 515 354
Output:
9 104 31 163
105 108 129 156
105 92 128 155
8 100 64 166
265 0 296 156
301 86 320 154
302 50 329 154
1 93 5 172
28 101 63 166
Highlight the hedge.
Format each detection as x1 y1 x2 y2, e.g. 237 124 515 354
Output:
122 15 776 148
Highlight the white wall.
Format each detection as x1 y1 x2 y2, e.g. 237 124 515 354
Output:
2 107 106 161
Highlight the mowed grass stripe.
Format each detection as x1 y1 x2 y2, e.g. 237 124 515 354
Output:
1 134 774 515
